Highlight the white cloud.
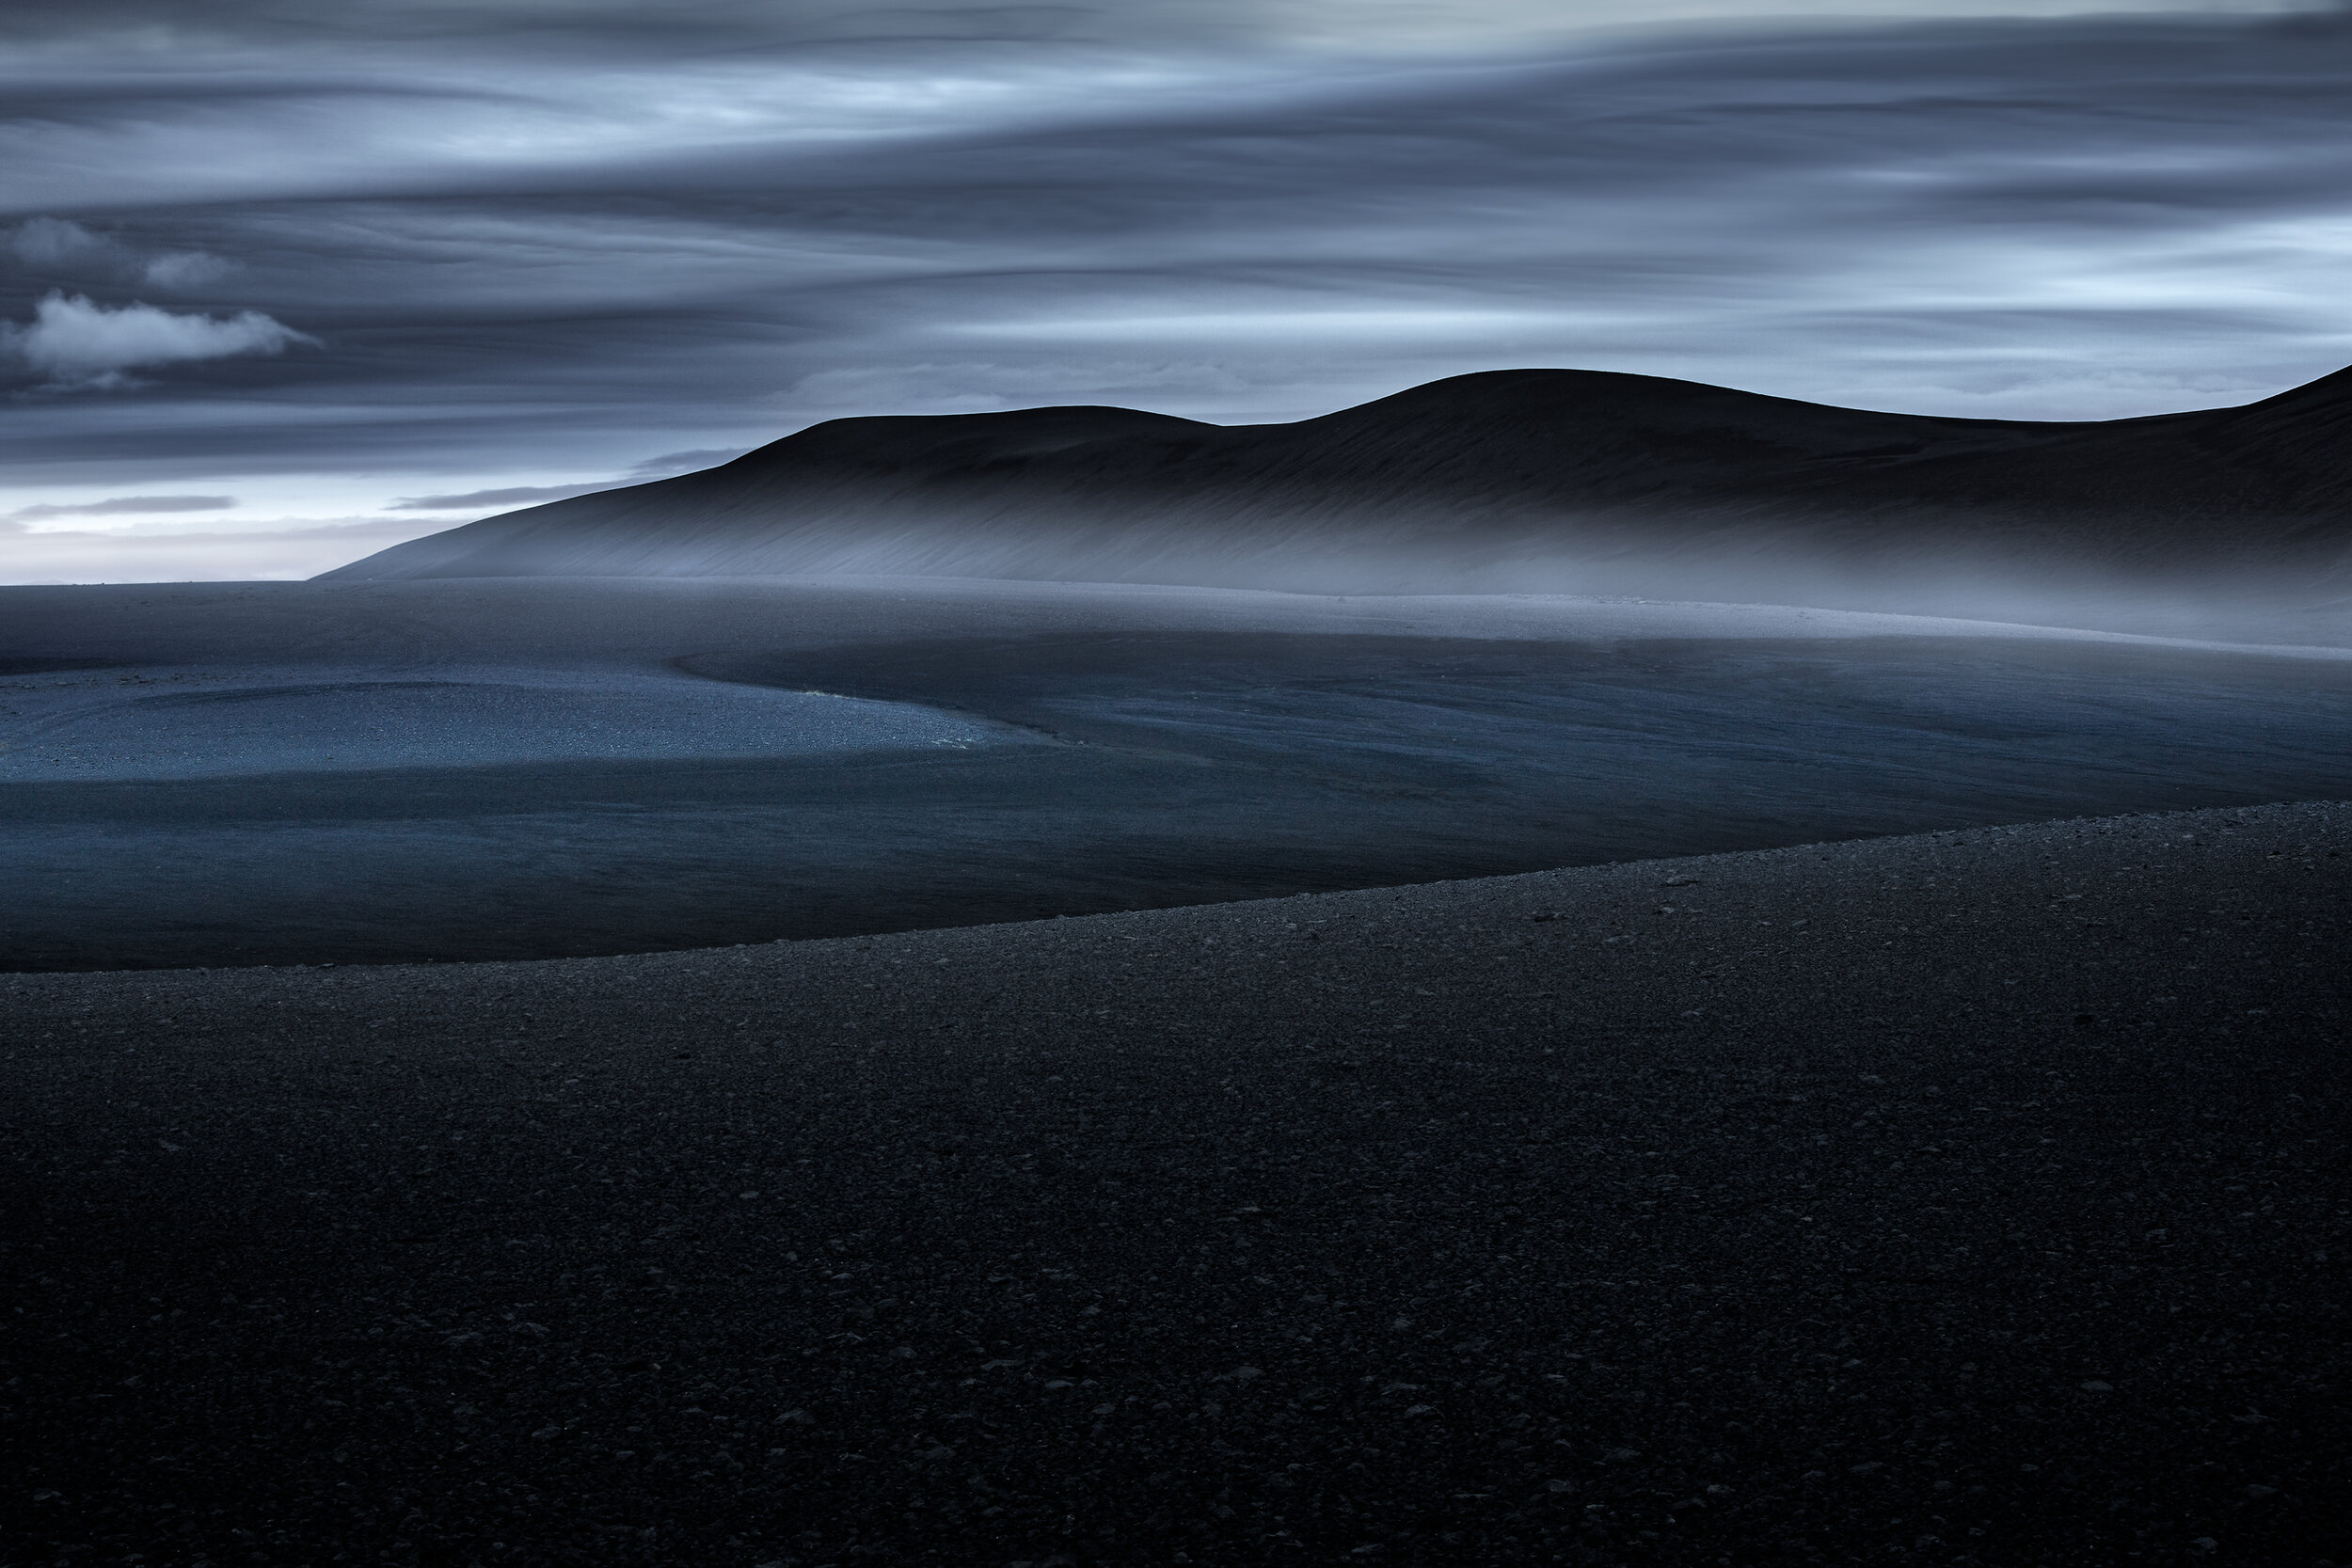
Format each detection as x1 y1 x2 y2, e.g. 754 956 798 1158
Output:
141 251 236 290
7 217 111 269
7 218 237 291
0 292 315 388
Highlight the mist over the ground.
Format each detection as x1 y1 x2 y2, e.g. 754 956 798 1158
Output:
8 0 2352 579
316 364 2352 639
9 575 2350 970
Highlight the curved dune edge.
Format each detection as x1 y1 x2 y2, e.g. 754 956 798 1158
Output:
7 800 2348 1563
13 577 2351 974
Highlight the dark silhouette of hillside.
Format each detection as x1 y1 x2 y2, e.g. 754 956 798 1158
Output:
320 367 2352 606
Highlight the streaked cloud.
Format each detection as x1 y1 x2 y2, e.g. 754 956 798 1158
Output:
623 448 748 478
0 0 2312 52
6 493 235 524
389 483 612 511
4 0 2352 579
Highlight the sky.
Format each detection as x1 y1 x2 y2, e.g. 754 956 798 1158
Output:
5 0 2352 582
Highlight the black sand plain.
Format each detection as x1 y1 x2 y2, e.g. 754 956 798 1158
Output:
3 578 2349 1567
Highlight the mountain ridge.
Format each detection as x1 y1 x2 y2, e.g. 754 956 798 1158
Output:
319 366 2352 603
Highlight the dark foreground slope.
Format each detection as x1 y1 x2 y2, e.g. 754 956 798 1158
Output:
6 803 2346 1568
322 367 2352 610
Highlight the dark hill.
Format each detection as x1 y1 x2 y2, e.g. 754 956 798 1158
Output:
319 368 2352 608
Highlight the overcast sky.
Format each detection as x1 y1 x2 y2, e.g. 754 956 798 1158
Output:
5 0 2351 581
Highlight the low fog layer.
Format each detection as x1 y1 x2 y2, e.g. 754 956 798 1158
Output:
322 365 2352 634
8 577 2348 969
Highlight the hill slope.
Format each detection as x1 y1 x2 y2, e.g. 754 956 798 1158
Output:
320 368 2352 604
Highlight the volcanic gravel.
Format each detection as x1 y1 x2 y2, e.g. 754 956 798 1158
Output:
4 801 2348 1568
